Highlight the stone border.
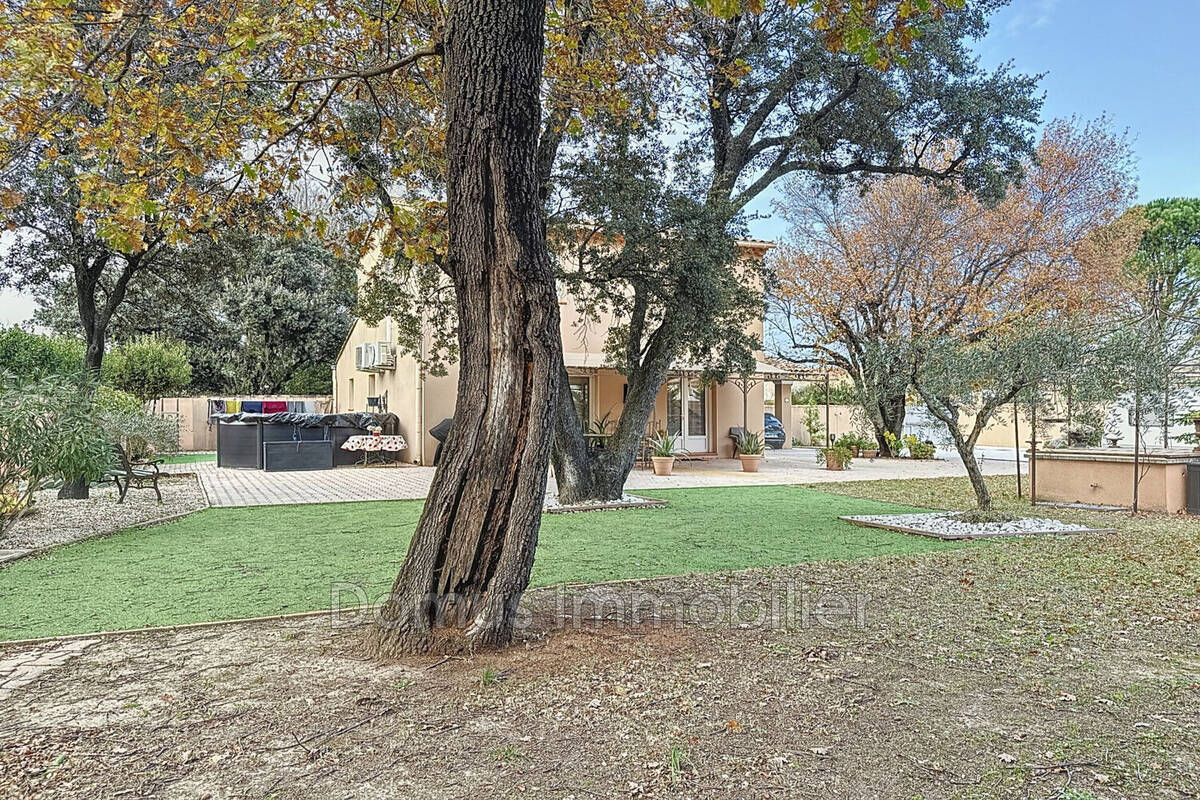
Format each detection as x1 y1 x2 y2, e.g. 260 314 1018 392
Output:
0 549 29 564
544 496 668 514
0 568 732 649
838 515 1116 541
0 608 358 649
0 637 100 701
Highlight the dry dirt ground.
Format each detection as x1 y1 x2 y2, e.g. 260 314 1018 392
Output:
2 506 1198 800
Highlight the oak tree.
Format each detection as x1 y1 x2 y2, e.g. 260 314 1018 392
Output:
549 0 1044 499
770 119 1136 454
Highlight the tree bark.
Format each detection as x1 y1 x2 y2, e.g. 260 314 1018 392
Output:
367 0 561 656
957 434 992 510
551 292 679 504
870 392 906 456
919 390 993 510
552 349 673 504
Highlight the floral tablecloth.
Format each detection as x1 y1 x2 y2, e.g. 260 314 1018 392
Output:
340 435 408 453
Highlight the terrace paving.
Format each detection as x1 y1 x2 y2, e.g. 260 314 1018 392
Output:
195 449 1013 508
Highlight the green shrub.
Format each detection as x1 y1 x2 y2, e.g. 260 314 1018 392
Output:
903 434 936 459
835 432 874 452
800 405 825 445
99 409 180 461
791 382 859 405
0 373 113 536
95 386 142 416
0 327 84 379
816 444 854 468
103 335 192 403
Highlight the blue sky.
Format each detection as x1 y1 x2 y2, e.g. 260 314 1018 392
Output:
975 0 1199 204
3 0 1198 325
747 0 1200 240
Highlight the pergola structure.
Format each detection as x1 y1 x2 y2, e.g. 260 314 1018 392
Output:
734 363 846 447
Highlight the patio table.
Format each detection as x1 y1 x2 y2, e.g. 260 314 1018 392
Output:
340 434 408 464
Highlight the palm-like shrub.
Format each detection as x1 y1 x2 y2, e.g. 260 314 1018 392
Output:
650 432 678 458
735 430 765 456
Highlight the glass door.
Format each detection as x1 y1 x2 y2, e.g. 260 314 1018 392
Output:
684 378 708 452
568 377 590 430
666 380 682 440
665 378 708 453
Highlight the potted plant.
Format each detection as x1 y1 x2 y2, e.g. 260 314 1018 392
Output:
650 432 678 476
817 444 854 471
836 433 875 458
735 431 765 472
859 434 879 459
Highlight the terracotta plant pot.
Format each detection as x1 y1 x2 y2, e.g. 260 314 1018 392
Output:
861 449 879 459
651 456 675 476
738 454 762 473
823 449 846 471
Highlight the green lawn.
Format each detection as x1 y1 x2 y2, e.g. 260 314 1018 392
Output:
0 486 964 641
159 452 216 464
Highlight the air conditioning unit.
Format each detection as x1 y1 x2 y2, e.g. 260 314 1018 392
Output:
374 342 397 369
355 342 382 372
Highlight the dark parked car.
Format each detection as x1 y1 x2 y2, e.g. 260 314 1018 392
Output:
764 413 786 449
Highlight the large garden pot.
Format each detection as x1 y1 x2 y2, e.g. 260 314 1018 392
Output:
738 454 762 473
861 449 879 459
823 449 847 471
652 456 675 476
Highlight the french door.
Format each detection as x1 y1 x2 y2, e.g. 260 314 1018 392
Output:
666 378 709 453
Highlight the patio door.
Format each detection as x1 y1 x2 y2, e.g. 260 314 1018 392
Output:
666 378 709 453
568 376 590 431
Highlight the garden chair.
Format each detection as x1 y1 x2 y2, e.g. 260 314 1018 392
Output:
729 427 748 456
106 443 163 504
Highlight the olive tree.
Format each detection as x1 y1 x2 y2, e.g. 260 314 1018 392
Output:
908 323 1093 510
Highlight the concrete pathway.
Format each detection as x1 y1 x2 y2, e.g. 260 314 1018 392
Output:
0 639 98 701
197 449 1015 508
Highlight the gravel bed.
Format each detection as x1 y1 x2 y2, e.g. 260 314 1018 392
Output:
841 511 1096 540
1 477 208 551
543 492 666 513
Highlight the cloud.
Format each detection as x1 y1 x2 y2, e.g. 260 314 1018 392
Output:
1005 0 1059 35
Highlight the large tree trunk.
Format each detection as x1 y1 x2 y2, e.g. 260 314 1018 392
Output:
367 0 560 656
873 393 906 456
552 352 673 504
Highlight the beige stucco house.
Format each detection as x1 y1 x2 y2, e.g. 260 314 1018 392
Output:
332 239 794 465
